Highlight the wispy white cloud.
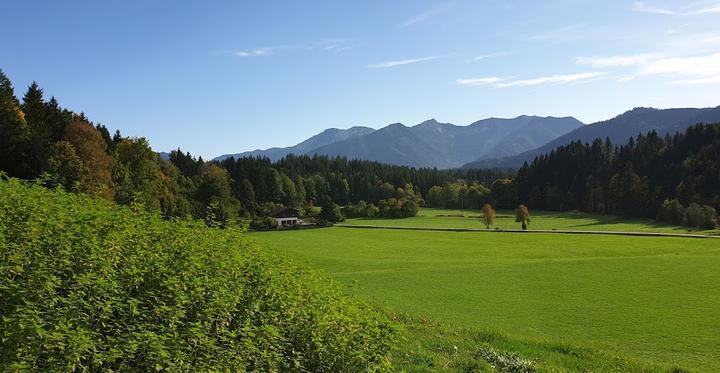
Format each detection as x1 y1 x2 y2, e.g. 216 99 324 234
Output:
527 24 586 42
674 75 720 84
640 52 720 77
456 77 504 86
234 47 279 57
456 72 606 88
400 3 452 27
575 54 656 67
633 1 720 16
473 51 516 61
401 10 436 27
576 51 720 84
233 39 353 57
632 1 677 15
495 72 607 88
367 56 442 68
617 76 637 82
309 38 352 51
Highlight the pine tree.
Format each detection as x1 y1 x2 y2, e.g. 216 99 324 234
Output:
238 178 256 214
0 69 28 177
21 82 50 177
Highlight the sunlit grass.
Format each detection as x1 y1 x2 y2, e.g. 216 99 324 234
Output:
253 227 720 371
341 207 720 235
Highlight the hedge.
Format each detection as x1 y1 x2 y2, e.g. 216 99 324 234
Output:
0 176 394 371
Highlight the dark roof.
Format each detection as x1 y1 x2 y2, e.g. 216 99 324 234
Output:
268 207 300 218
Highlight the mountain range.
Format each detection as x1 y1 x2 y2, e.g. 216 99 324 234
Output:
214 126 375 162
214 106 720 169
214 116 583 168
462 106 720 169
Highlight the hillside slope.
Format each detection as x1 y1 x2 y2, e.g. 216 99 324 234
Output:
464 106 720 169
310 116 583 168
214 126 375 162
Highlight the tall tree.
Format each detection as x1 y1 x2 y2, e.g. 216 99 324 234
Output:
112 137 164 210
237 178 256 214
515 204 531 230
481 203 496 229
21 82 48 177
195 165 240 227
47 141 83 191
0 69 28 178
62 120 114 199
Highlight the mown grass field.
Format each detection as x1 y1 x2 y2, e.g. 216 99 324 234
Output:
252 213 720 371
341 208 720 235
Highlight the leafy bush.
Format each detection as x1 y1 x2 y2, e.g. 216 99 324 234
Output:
319 202 344 223
657 198 685 225
342 201 379 218
684 202 718 229
0 176 394 371
249 216 279 231
377 198 418 218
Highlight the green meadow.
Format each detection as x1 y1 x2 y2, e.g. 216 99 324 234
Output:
252 210 720 371
341 208 720 235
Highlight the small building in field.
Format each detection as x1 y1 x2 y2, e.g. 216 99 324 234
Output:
268 207 300 228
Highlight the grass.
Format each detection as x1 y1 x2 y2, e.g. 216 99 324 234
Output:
341 208 720 235
388 311 669 372
251 226 720 371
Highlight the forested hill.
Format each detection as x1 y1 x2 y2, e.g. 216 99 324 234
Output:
215 116 583 168
513 123 720 224
464 106 720 169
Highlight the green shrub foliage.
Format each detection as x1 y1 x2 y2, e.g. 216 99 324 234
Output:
250 216 279 231
657 198 686 225
683 202 718 229
656 198 718 229
0 176 394 371
319 201 344 223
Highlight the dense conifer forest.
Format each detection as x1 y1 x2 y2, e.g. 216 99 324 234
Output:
514 125 720 227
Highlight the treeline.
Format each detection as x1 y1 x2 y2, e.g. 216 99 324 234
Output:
515 124 720 228
0 69 510 227
216 155 484 219
424 179 517 210
218 154 509 207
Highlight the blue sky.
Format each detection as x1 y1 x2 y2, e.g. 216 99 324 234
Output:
3 1 720 158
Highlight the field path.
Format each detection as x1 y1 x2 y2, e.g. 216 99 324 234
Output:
335 223 720 239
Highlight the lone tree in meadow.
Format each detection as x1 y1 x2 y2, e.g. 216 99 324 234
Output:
481 203 496 229
516 204 530 230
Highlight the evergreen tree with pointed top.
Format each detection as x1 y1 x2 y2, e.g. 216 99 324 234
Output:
21 82 49 177
238 178 256 215
0 69 28 177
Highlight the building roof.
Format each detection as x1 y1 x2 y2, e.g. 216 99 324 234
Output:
268 207 300 218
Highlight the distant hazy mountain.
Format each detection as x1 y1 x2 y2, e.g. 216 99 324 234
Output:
308 116 583 168
463 106 720 169
214 126 375 162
